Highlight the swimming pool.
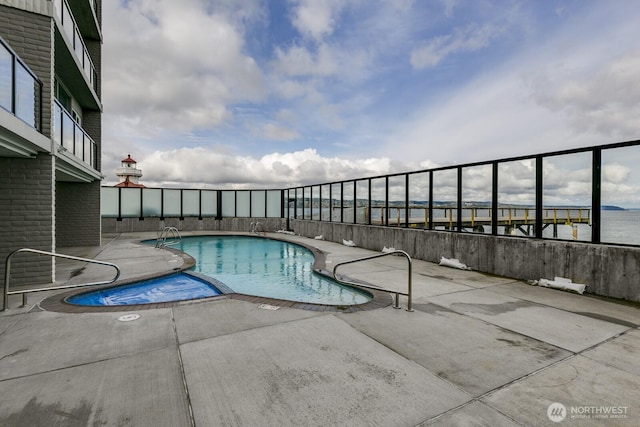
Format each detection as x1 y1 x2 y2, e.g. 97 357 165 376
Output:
67 273 222 306
173 235 371 305
67 235 372 307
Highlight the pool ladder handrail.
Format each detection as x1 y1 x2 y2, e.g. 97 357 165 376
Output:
2 248 121 311
156 226 182 248
250 221 266 236
332 250 413 312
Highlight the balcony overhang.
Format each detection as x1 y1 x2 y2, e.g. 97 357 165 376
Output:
56 148 103 182
0 108 50 157
68 0 102 41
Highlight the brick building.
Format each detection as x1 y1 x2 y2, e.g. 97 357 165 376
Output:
0 0 103 286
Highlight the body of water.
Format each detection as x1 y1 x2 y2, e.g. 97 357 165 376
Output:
295 207 640 246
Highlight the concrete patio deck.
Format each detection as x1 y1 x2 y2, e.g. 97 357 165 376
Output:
1 232 639 426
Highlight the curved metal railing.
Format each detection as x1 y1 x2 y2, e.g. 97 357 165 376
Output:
250 221 266 236
156 226 182 248
332 250 413 312
2 248 120 311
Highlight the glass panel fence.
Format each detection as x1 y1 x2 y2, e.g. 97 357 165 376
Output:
163 190 181 217
311 186 321 220
293 188 302 219
14 62 37 127
235 191 249 217
320 185 330 221
498 159 536 237
342 181 354 223
62 113 74 151
74 126 83 158
0 42 11 111
409 172 429 229
221 191 235 217
99 141 640 248
388 175 406 227
62 1 75 44
355 180 368 224
53 100 96 167
84 136 91 164
121 188 141 217
432 169 458 231
74 28 83 61
142 189 162 217
101 187 119 217
52 103 62 145
183 190 200 217
462 165 492 234
601 145 640 245
201 190 217 217
543 153 592 241
370 177 386 226
251 190 266 217
266 190 281 218
284 189 292 219
302 187 311 219
331 183 341 221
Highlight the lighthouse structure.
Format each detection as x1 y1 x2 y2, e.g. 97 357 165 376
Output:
114 154 145 188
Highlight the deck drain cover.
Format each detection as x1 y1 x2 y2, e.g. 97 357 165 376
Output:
258 304 280 311
118 314 141 322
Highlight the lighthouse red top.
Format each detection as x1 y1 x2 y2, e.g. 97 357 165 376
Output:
121 154 137 164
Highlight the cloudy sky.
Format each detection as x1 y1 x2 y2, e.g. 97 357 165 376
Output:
101 0 640 200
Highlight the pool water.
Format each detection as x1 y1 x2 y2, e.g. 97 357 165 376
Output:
67 273 221 306
175 235 371 305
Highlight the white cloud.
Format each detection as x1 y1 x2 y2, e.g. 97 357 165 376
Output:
107 147 402 189
528 52 640 139
602 163 630 184
262 123 299 141
439 0 460 18
102 0 265 132
411 23 505 69
272 43 338 76
289 0 344 42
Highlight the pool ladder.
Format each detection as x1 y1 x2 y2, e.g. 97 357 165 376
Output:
250 221 266 236
2 248 120 311
156 227 182 248
332 250 413 312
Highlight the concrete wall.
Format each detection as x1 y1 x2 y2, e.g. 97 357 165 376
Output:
290 220 640 303
102 217 287 234
0 154 54 286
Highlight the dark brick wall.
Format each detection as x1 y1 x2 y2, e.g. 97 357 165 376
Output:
0 154 54 287
83 109 101 171
56 180 101 246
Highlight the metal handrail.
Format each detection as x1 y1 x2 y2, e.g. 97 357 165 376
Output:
250 221 266 236
332 250 413 312
2 248 120 311
156 226 182 248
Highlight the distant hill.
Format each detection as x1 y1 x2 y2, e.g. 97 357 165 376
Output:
602 205 625 211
